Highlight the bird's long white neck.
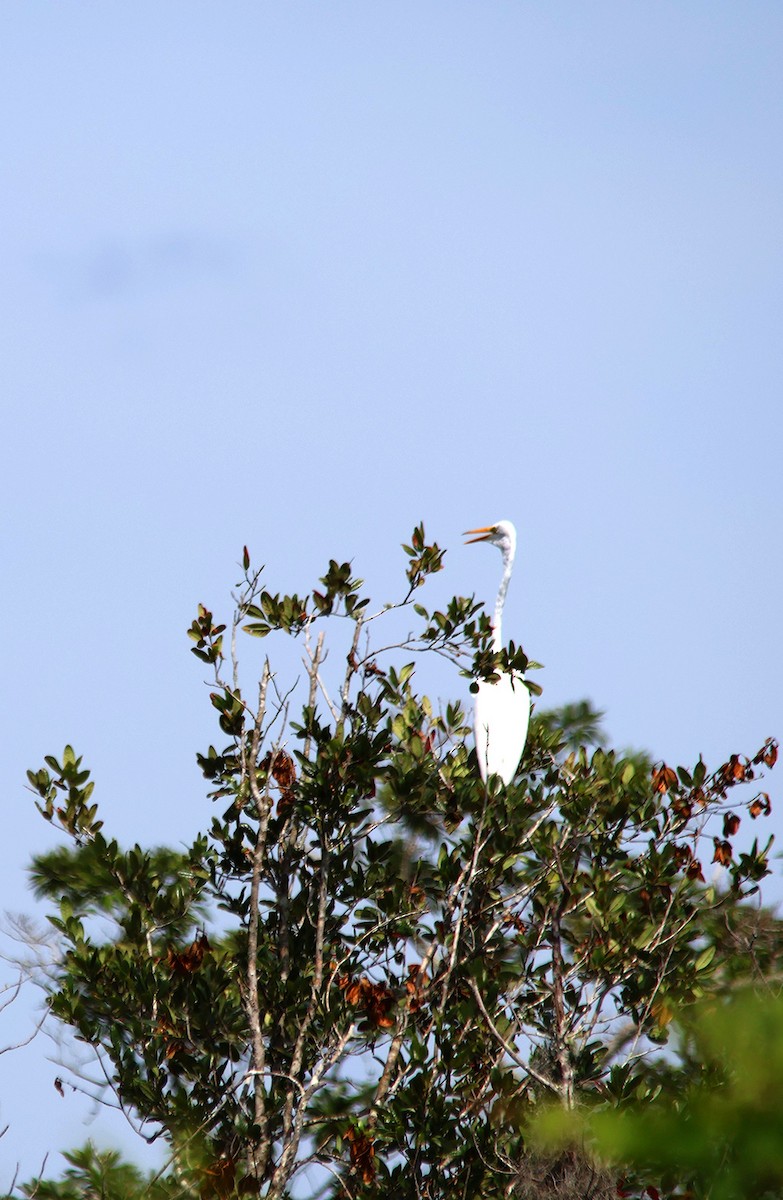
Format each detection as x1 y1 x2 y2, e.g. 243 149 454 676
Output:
492 544 515 652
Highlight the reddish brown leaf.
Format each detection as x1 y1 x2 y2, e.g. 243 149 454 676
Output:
54 1076 64 1097
652 763 678 794
753 738 778 768
339 975 396 1028
277 788 296 816
259 750 298 811
670 795 692 821
749 792 772 819
405 963 430 1012
345 1126 376 1185
723 812 741 837
712 839 733 866
674 844 694 870
719 755 749 786
339 976 362 1005
364 982 395 1028
203 1155 237 1200
269 750 296 789
686 859 705 882
165 933 211 976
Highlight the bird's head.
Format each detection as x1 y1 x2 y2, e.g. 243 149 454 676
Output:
463 520 517 559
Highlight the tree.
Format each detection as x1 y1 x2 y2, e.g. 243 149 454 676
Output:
14 1143 183 1200
22 527 778 1199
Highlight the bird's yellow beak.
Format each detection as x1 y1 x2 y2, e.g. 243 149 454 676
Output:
463 525 496 544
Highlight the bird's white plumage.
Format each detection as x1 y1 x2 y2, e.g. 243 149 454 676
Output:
474 670 530 786
464 519 530 787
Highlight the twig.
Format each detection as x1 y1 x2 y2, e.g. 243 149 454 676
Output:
303 629 327 761
436 794 490 1018
467 978 557 1094
550 904 574 1109
267 1023 356 1200
245 662 272 1176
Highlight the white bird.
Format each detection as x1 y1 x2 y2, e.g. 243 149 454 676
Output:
464 520 530 786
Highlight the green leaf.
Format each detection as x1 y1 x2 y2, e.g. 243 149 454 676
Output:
695 945 716 972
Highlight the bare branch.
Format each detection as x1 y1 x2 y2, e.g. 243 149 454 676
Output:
467 978 557 1095
244 661 272 1176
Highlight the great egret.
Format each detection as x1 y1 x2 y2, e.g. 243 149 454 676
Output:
464 520 530 786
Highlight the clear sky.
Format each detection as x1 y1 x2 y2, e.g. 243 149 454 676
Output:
2 1 782 1183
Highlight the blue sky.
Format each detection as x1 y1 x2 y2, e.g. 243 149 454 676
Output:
2 1 782 1182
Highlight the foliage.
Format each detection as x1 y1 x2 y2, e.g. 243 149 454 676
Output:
534 988 783 1199
533 700 608 754
23 526 778 1199
9 1142 183 1200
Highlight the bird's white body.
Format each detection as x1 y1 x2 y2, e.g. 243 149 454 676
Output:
464 519 530 787
474 669 530 786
